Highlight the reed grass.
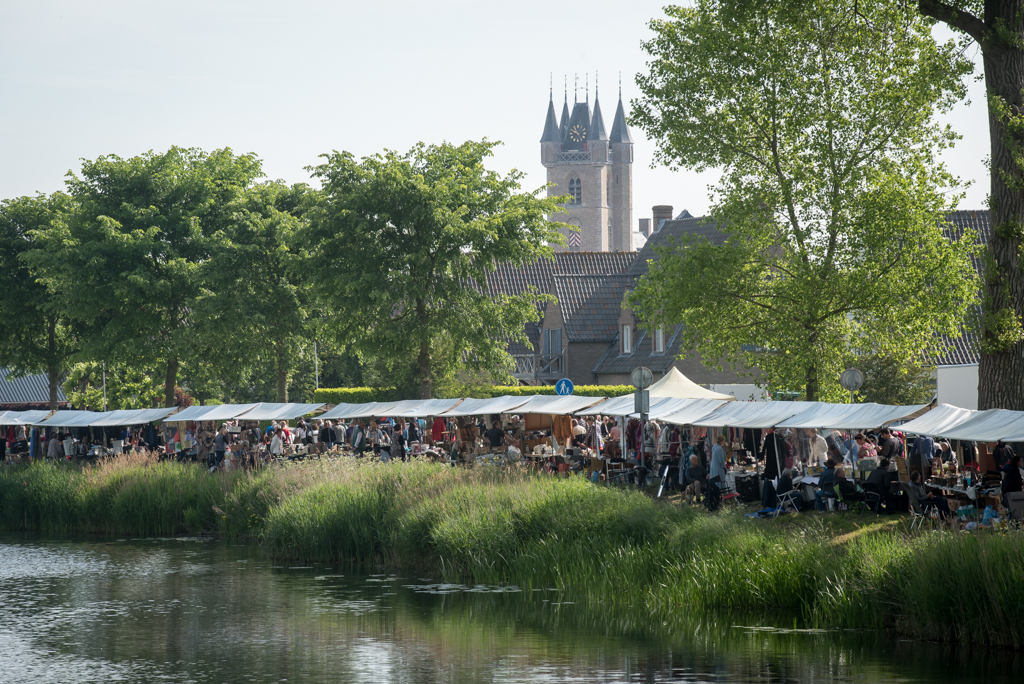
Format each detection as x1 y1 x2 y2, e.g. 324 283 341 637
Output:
1 456 1022 648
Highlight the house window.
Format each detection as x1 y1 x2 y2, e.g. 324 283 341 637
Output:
544 328 562 356
622 324 632 354
654 328 665 353
568 177 581 204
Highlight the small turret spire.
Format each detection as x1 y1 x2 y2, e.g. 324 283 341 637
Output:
586 73 589 103
574 73 578 103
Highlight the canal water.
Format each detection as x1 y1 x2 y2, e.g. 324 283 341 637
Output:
0 535 1017 683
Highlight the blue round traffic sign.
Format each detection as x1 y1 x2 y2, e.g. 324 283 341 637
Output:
555 378 574 396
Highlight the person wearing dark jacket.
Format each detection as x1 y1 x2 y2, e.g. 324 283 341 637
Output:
863 458 894 512
761 428 784 479
1004 455 1023 495
814 459 837 511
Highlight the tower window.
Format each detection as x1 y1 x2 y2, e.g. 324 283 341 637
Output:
568 177 581 205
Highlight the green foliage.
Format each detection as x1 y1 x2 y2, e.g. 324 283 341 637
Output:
856 354 935 406
61 361 164 410
628 0 978 400
302 139 566 399
314 387 400 404
26 147 264 405
0 192 80 408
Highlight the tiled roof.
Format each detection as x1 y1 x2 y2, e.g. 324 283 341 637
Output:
629 215 728 277
928 210 990 367
481 252 635 352
0 368 66 407
593 325 687 375
553 274 633 341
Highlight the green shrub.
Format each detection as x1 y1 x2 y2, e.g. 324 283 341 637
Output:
314 384 635 403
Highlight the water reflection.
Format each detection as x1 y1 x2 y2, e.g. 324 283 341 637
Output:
0 535 1017 684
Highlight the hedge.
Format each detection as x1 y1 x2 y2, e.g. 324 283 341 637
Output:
313 384 635 404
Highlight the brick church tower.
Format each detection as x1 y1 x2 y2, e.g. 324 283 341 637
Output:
540 78 634 252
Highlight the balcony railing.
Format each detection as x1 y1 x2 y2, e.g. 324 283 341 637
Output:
511 353 564 383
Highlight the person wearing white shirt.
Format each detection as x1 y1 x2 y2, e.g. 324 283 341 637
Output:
807 429 828 468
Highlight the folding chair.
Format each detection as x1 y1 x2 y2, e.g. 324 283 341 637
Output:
902 484 934 531
772 489 802 518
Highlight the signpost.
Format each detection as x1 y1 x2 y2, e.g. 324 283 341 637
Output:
631 367 653 470
840 368 865 404
555 378 574 396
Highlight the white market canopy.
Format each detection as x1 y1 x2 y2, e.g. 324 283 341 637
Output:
575 394 635 416
387 398 463 417
439 396 532 417
319 402 386 421
877 403 975 437
775 402 932 430
0 410 51 425
236 403 326 421
512 395 607 415
923 408 1024 443
162 403 260 423
35 410 107 428
86 407 179 426
648 368 737 400
654 398 732 425
694 401 816 428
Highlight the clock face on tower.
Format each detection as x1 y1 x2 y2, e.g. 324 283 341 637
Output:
568 124 586 143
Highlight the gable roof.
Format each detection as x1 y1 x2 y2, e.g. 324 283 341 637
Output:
629 214 728 277
928 210 990 367
553 273 633 341
0 368 67 408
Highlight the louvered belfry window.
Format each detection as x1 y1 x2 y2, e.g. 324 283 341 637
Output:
568 177 581 204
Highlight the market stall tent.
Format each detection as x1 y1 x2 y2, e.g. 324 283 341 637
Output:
0 410 51 425
162 404 259 422
882 403 976 437
35 410 106 428
653 398 732 425
775 402 932 430
512 395 607 415
648 368 737 400
920 408 1024 443
86 407 179 426
236 403 326 421
386 398 463 418
438 396 532 417
695 401 816 428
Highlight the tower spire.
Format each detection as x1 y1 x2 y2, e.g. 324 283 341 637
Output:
586 73 589 102
574 73 578 103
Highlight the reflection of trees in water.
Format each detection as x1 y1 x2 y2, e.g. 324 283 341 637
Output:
4 538 1021 684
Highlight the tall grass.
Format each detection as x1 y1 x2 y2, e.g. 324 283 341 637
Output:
2 456 1022 648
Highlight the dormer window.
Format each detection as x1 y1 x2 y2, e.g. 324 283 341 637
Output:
568 177 581 205
654 327 665 353
622 324 632 354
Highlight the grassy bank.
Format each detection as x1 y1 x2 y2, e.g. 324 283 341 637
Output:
2 455 1022 648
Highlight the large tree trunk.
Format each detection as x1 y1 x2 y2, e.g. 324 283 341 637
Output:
919 1 1024 410
164 356 178 407
978 41 1024 410
416 297 432 399
804 362 818 402
275 338 288 403
46 316 59 410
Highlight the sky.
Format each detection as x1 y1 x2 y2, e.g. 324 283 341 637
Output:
0 1 991 230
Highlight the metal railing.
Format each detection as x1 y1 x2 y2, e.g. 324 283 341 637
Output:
511 353 564 381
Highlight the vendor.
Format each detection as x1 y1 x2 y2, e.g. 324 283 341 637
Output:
484 420 505 449
814 458 837 511
834 467 864 501
908 470 951 519
683 454 708 504
1004 454 1023 496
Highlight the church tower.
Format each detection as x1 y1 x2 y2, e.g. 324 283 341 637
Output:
540 77 634 252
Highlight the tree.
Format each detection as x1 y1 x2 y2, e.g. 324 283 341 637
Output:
28 147 263 406
0 192 80 408
910 1 1024 409
627 0 979 400
856 354 935 405
304 140 564 399
61 362 164 411
193 181 313 402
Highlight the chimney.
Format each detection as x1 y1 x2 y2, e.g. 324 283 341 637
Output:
638 218 651 237
652 205 673 232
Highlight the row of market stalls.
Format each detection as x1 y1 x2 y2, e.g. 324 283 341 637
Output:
6 364 1024 452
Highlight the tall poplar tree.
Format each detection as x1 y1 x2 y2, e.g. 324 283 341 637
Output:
628 0 978 400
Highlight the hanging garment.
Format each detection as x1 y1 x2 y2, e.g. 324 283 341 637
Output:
432 417 445 443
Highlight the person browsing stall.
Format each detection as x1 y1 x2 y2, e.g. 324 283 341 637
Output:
485 421 505 449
